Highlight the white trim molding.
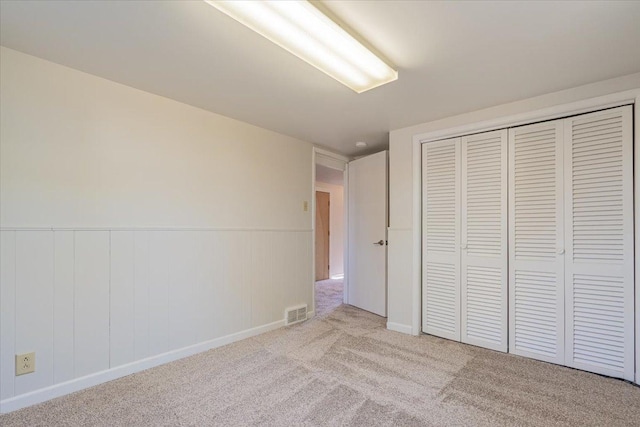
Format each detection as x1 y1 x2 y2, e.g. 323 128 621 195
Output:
313 146 350 163
411 138 422 336
387 322 413 335
0 226 313 232
634 92 640 386
312 152 317 316
343 162 350 305
413 89 639 145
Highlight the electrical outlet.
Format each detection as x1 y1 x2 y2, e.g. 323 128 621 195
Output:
303 201 308 212
15 352 35 376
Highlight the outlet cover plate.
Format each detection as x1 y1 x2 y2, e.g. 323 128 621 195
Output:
15 352 35 376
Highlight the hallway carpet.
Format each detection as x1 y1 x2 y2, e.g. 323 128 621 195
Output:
1 279 639 426
314 278 344 317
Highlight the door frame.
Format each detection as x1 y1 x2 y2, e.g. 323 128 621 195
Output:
411 89 640 384
312 147 349 316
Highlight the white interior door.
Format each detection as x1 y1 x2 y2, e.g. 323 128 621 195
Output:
422 138 461 341
509 120 565 365
564 106 634 380
461 130 508 352
347 151 388 316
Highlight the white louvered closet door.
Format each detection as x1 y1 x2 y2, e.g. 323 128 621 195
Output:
564 106 634 380
509 121 565 365
422 138 461 341
461 130 508 352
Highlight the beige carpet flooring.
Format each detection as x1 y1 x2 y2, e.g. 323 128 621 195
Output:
2 278 639 426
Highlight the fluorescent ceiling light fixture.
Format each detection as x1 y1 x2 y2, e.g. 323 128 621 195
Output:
205 0 398 93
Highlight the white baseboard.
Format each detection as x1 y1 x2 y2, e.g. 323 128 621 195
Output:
386 322 413 335
0 318 287 414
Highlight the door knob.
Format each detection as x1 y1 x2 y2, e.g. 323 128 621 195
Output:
374 240 385 246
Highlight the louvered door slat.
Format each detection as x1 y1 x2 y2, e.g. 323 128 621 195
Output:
509 121 565 365
461 130 507 352
564 106 634 381
422 138 460 341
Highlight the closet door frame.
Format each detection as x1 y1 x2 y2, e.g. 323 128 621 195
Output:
412 90 640 384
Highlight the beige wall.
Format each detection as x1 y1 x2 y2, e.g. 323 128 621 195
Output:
0 47 314 412
0 47 312 230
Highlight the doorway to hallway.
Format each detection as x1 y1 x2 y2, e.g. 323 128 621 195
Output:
314 156 346 316
315 190 330 281
314 278 344 317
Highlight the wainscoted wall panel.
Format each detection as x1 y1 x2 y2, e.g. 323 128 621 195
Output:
209 231 252 338
251 232 277 328
250 231 312 328
15 231 54 396
53 231 74 384
168 231 198 351
74 231 111 378
0 228 312 407
133 231 150 361
110 231 136 368
194 232 217 344
148 231 170 357
0 231 16 400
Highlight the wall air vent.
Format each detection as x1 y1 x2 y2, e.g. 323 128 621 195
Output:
285 304 308 325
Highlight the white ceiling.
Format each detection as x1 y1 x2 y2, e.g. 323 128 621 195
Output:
1 1 639 156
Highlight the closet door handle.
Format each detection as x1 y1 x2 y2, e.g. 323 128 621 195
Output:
558 248 565 255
